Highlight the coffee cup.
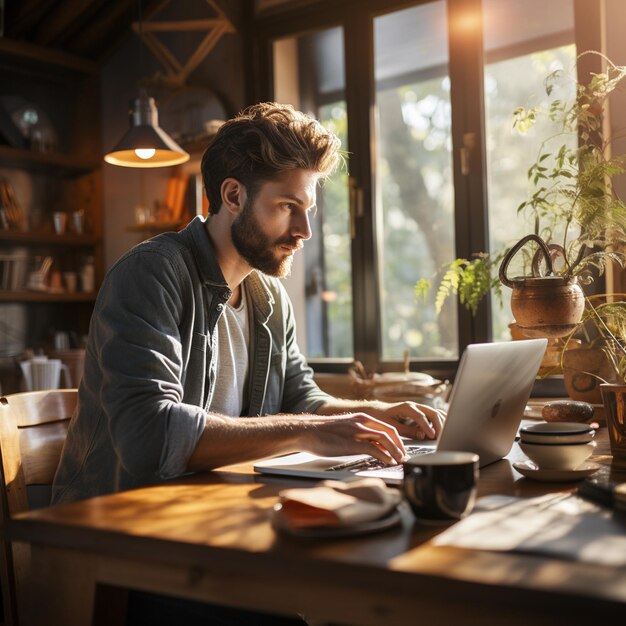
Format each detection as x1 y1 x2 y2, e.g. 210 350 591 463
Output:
402 451 479 523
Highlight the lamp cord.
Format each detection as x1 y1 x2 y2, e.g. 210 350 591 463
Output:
137 0 144 84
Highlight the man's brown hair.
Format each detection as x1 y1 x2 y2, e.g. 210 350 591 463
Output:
201 102 341 214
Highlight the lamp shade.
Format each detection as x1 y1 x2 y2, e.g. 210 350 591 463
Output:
104 93 189 168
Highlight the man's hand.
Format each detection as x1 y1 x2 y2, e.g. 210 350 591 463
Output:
376 402 446 440
301 414 406 466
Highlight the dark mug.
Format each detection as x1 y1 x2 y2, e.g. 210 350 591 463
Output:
402 451 479 523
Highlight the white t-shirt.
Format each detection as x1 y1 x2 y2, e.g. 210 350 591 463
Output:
208 284 250 416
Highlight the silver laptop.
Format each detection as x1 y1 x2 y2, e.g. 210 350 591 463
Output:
254 339 548 485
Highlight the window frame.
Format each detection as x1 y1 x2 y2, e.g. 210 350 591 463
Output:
249 0 601 376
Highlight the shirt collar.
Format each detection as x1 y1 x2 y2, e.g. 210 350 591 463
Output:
184 216 229 290
184 216 275 321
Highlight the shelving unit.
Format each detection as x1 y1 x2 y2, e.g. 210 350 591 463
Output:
0 230 99 246
0 144 99 175
0 38 103 386
125 221 183 234
0 291 97 303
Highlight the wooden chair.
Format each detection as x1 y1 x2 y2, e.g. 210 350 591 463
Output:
0 389 77 626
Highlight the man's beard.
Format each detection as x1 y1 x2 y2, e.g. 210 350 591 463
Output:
231 197 302 277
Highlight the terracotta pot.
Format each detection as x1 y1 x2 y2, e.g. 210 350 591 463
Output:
499 234 585 338
600 383 626 461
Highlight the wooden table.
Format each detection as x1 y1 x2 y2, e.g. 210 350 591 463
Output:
6 428 626 626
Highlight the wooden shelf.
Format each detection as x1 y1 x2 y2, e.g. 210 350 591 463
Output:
0 37 103 368
0 230 99 246
0 291 97 303
0 145 99 176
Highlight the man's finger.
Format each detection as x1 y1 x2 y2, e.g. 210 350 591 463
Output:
359 415 405 452
355 428 404 464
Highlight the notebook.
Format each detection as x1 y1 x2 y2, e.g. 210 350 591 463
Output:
254 338 548 485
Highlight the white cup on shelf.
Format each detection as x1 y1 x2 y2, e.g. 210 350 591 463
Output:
19 357 72 391
63 271 78 293
72 210 85 234
53 212 67 235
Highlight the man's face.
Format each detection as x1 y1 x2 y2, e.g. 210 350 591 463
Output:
231 169 317 277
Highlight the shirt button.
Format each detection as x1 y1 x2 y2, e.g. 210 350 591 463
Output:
222 290 230 300
216 303 224 312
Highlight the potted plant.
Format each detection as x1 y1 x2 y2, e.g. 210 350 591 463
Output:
561 295 626 401
416 51 626 334
565 296 626 460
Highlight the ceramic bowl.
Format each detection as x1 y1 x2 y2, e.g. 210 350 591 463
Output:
519 422 595 445
519 440 596 470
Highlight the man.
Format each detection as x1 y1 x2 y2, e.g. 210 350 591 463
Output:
52 102 444 505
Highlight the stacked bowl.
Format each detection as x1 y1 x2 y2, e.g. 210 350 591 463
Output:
519 422 596 470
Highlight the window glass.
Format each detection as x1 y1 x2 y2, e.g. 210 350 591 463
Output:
264 0 585 370
374 1 457 360
483 0 576 340
273 28 353 358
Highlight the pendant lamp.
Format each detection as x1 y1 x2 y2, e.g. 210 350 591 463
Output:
103 0 189 168
104 90 189 168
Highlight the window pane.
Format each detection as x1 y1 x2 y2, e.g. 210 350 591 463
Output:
483 0 576 341
273 28 353 358
374 1 457 361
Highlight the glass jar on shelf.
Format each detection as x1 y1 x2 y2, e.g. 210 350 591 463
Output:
80 256 95 293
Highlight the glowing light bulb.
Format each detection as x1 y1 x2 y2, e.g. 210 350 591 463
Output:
135 148 156 160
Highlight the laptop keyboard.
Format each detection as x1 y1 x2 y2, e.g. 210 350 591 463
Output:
328 444 432 473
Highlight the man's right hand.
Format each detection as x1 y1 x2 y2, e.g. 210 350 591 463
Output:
188 412 406 472
301 414 406 466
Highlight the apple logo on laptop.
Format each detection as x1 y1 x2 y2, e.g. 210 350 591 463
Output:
490 399 503 418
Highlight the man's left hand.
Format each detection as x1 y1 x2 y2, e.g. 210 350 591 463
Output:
377 401 446 440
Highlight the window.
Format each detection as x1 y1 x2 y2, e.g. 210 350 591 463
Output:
254 0 587 373
374 2 457 360
482 0 576 341
273 28 353 360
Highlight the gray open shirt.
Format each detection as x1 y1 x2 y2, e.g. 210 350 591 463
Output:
52 216 331 503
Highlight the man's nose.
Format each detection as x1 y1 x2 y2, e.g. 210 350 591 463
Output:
292 211 312 241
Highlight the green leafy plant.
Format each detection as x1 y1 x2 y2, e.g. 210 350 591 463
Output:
418 51 626 313
416 253 503 315
568 297 626 384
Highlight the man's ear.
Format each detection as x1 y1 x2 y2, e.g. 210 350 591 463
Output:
220 178 247 216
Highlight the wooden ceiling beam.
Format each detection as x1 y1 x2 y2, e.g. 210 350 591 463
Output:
69 0 135 57
128 0 236 85
7 0 56 38
140 31 183 77
91 0 168 64
36 0 102 46
0 37 96 73
178 23 228 84
139 19 226 32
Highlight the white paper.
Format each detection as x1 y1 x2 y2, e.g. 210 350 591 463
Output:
433 493 626 567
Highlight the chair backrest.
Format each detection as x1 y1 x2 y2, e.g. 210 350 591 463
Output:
0 389 77 625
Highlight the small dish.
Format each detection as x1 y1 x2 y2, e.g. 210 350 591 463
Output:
519 440 596 470
513 460 600 482
519 422 595 444
271 507 402 539
374 372 441 387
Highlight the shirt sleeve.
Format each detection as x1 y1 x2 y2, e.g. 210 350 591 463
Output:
94 247 206 481
159 408 206 479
